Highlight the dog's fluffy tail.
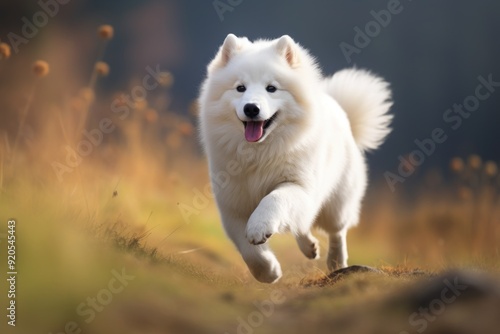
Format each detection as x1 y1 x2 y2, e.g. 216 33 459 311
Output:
324 68 393 152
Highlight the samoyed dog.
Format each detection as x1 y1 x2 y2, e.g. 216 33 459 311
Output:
198 34 392 283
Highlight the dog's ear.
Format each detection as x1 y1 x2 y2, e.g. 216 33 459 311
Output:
220 34 239 65
276 35 300 68
208 34 246 72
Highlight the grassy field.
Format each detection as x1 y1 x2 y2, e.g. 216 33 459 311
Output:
1 28 500 334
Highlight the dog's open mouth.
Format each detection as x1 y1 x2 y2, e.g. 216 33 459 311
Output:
243 112 278 142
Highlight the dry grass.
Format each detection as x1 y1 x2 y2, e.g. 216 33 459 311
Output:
0 25 499 334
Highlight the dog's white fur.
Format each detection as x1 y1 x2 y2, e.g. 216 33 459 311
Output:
198 34 392 283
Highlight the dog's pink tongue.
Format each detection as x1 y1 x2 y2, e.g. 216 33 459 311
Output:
245 121 265 142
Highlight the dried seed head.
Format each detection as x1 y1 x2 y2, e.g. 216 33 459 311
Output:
0 43 11 60
157 72 174 87
145 109 158 123
134 99 147 111
113 93 128 108
79 87 95 104
98 25 114 40
32 60 49 77
70 97 85 112
179 122 194 136
95 61 109 77
468 155 482 170
450 157 464 173
484 161 498 177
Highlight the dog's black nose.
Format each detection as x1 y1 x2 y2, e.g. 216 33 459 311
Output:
244 103 260 118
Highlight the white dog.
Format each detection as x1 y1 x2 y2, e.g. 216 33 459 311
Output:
198 34 392 283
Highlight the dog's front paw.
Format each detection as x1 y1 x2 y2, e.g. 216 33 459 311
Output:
246 218 279 245
246 202 281 245
246 224 274 245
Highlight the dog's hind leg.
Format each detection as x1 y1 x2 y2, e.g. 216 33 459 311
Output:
296 232 320 260
315 196 359 271
327 229 348 270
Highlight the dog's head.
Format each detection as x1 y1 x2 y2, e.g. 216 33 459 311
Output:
200 34 320 145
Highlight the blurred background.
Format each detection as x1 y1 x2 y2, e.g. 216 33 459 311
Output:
1 0 500 178
1 1 500 333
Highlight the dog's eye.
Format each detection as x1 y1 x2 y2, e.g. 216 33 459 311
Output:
266 85 277 93
236 85 246 93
